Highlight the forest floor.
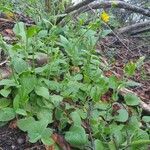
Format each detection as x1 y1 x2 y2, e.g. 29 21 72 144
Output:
0 14 150 150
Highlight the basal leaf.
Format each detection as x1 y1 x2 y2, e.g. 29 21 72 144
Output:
124 93 140 106
94 139 104 150
70 111 81 126
50 95 63 107
0 88 11 97
37 109 53 125
65 125 88 147
17 117 35 132
0 98 11 108
0 79 17 87
35 86 49 100
13 22 27 42
142 116 150 123
12 57 29 74
0 108 15 122
115 109 129 122
15 109 27 116
41 128 53 145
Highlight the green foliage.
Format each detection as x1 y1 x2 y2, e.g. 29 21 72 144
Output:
124 93 140 106
0 2 149 149
0 108 15 122
17 117 53 145
65 125 88 148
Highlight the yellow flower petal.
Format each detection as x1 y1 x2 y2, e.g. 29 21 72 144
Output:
100 11 110 23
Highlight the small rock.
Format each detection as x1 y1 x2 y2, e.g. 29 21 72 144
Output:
11 145 15 149
17 137 25 144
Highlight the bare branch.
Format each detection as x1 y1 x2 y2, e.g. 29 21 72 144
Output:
75 1 150 17
131 26 150 35
56 0 95 24
116 20 150 34
65 0 94 13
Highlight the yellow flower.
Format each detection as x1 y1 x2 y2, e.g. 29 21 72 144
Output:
100 11 110 23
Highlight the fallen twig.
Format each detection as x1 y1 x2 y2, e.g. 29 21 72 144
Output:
116 21 150 35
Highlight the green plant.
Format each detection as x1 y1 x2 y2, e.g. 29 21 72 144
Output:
0 4 149 149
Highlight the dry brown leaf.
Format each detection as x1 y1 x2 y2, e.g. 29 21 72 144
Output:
52 133 71 150
9 120 17 129
45 145 55 150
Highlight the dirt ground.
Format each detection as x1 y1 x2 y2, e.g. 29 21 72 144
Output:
0 124 45 150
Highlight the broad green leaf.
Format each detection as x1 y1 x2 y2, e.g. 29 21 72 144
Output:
0 108 15 122
90 85 101 102
18 117 52 143
12 57 29 74
132 129 149 141
43 79 62 92
50 95 63 107
13 22 26 42
41 128 53 145
0 98 11 108
126 116 140 131
124 93 140 106
115 109 129 122
0 88 11 97
124 61 136 76
20 73 36 94
37 109 53 125
96 102 111 110
15 109 27 116
108 140 117 150
28 131 41 143
76 109 87 119
28 122 51 143
27 25 38 38
94 139 104 150
70 111 81 126
13 94 20 110
142 116 150 123
0 79 17 86
60 35 69 47
109 76 120 89
65 125 87 147
112 130 123 145
17 117 35 131
35 87 49 100
73 74 83 81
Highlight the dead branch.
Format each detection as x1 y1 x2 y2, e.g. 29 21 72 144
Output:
116 20 150 35
75 1 150 17
65 0 94 13
130 26 150 35
56 0 95 24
